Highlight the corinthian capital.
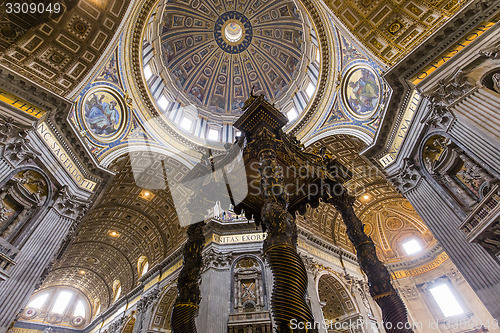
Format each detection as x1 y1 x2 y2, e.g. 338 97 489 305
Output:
52 186 88 219
390 159 422 194
2 128 40 166
422 99 455 130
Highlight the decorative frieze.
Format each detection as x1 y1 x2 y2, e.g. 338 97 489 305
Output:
201 248 232 272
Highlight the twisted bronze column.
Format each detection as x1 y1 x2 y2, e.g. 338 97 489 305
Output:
257 130 316 333
170 221 205 333
325 189 413 333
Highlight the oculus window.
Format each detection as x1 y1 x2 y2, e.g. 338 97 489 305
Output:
402 239 422 255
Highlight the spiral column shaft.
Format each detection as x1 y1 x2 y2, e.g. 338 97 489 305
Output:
258 140 316 332
171 222 205 333
329 192 413 333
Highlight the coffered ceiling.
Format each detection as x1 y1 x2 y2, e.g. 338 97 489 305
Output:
324 0 469 64
40 152 188 312
0 0 130 95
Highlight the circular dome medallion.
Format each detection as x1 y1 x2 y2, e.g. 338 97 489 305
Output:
342 65 381 120
215 11 252 54
81 87 127 143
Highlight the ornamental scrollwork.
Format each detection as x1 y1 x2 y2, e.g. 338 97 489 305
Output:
390 159 423 194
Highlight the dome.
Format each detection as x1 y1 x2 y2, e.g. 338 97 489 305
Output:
142 0 320 144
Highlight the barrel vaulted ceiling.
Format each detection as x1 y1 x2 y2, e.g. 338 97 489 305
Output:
41 153 189 313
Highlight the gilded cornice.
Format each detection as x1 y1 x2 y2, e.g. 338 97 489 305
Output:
362 0 499 166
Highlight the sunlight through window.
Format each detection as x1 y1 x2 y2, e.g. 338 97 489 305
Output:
287 107 298 121
305 82 315 99
430 284 464 317
402 238 422 255
73 300 86 318
207 129 219 141
144 65 153 80
51 291 73 314
180 117 193 131
28 294 49 309
157 95 170 111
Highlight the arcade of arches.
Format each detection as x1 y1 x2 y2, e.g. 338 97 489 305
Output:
0 0 499 333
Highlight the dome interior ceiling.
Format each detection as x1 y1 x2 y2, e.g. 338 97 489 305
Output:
147 0 314 124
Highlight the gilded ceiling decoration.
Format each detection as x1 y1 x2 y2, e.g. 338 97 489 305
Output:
152 0 312 125
151 285 177 331
359 199 435 261
317 274 356 321
0 0 130 95
324 0 470 64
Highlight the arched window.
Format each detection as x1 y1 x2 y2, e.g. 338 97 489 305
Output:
27 293 49 309
51 290 73 314
137 256 149 277
112 280 122 302
74 301 86 317
22 287 90 327
94 300 101 318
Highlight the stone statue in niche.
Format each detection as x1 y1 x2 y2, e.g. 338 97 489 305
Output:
422 135 496 209
492 73 500 93
0 190 15 225
0 170 48 242
480 70 500 94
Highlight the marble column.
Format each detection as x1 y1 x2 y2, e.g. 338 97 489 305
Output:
195 258 232 333
133 286 161 333
451 88 500 147
0 187 86 333
392 160 500 320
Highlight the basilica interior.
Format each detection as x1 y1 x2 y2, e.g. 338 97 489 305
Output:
0 0 499 332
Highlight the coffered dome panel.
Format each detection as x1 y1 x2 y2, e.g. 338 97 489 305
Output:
159 0 306 116
138 0 321 145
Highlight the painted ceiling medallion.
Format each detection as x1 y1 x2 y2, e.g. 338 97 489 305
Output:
81 87 127 142
215 12 252 53
342 65 381 120
160 0 307 117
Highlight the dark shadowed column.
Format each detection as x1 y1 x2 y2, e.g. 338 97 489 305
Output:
325 188 413 333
